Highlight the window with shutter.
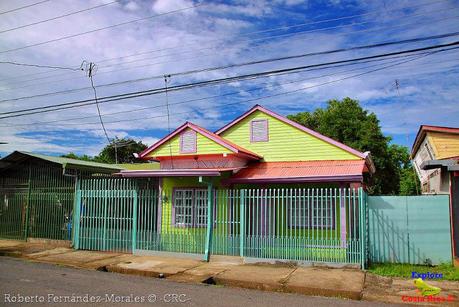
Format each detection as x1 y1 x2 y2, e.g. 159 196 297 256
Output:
180 130 197 153
250 119 268 142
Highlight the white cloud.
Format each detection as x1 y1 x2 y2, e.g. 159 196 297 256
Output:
0 0 458 156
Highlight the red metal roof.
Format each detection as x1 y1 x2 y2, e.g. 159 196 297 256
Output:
228 160 367 183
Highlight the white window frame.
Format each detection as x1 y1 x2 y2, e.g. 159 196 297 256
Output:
173 188 208 227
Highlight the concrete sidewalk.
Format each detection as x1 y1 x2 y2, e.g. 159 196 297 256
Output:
4 239 459 305
0 239 365 300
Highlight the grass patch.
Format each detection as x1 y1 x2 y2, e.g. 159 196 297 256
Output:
368 263 459 281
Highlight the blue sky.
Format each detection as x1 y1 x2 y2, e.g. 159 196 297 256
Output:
0 0 458 157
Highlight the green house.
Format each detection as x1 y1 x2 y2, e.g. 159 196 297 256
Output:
93 105 374 264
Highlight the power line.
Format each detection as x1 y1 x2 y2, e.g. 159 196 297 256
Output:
1 0 454 86
1 41 458 120
0 1 118 34
0 2 205 54
0 0 50 15
0 60 83 71
3 12 458 94
7 50 439 131
85 62 110 144
1 32 459 104
93 0 452 65
0 54 432 128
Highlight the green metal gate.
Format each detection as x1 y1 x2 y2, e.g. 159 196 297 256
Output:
73 178 158 253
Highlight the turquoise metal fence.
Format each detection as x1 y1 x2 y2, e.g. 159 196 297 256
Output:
74 180 366 267
368 195 451 265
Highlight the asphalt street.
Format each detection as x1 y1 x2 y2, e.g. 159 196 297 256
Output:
0 257 401 307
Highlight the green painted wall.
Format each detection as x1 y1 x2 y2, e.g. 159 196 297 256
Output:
147 128 231 158
219 110 361 161
368 195 452 265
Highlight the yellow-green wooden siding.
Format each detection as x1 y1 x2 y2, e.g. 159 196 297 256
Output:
219 110 362 161
146 128 232 158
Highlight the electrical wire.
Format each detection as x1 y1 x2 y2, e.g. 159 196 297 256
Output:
1 1 455 87
1 42 458 121
1 53 437 128
0 2 205 54
0 0 50 15
2 31 458 104
0 1 119 34
5 49 441 131
0 60 83 71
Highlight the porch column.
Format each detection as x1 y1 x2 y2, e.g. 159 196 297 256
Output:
340 185 347 248
204 180 214 262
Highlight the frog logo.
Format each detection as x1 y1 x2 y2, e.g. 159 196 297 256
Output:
413 278 441 296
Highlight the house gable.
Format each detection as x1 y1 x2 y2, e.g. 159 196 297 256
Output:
144 127 232 159
427 132 459 160
218 108 363 162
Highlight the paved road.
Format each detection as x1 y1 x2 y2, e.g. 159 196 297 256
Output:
0 257 401 307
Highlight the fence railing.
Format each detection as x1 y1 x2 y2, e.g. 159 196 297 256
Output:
74 178 367 267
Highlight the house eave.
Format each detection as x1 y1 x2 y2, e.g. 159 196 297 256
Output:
224 175 363 184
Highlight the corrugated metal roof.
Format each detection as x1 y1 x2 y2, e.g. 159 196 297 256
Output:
229 160 366 182
0 151 122 173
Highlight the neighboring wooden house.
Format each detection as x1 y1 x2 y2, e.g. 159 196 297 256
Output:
108 105 374 262
411 125 459 194
411 125 459 265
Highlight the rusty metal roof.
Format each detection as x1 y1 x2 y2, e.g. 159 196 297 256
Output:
228 160 367 183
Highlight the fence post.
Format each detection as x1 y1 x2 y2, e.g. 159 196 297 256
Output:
73 179 81 250
359 187 365 269
204 182 214 262
240 189 245 257
24 163 32 240
132 181 138 252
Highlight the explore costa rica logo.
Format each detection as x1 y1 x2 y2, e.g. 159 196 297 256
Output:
401 276 456 303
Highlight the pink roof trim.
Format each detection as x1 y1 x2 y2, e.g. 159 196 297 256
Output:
138 122 261 159
215 104 366 159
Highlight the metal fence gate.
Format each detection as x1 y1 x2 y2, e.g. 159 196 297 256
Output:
74 180 367 267
73 178 158 253
0 163 75 241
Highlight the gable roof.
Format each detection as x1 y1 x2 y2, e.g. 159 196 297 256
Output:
215 104 368 160
0 151 122 173
138 122 262 160
412 125 459 155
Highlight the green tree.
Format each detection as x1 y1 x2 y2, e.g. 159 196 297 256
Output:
287 97 418 195
94 138 147 164
61 152 94 161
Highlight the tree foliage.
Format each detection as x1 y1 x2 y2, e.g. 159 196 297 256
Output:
61 138 147 164
287 97 419 195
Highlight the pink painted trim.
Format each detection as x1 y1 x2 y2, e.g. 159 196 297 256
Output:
215 104 366 159
250 119 269 143
179 129 197 154
340 186 347 248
